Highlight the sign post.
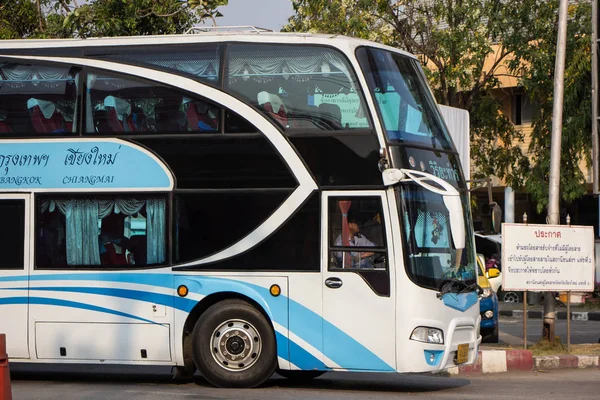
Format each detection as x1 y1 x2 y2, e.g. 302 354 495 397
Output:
502 223 595 348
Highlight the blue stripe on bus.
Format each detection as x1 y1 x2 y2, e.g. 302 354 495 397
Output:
289 297 395 372
275 331 327 371
0 296 159 324
0 273 394 371
288 337 327 371
9 286 197 313
1 273 175 289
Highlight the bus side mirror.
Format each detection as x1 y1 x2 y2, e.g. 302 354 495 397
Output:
487 268 500 278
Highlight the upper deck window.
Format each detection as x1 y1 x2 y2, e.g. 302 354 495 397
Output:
0 61 79 136
93 44 222 87
84 69 256 135
357 48 454 150
225 44 372 131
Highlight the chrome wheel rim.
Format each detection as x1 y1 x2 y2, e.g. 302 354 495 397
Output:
503 292 520 303
210 319 262 372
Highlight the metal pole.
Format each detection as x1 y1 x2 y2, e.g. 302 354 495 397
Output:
567 291 571 353
545 0 569 342
523 212 528 349
524 291 528 350
592 0 599 194
548 0 569 225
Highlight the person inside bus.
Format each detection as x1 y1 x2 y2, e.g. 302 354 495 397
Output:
334 213 376 268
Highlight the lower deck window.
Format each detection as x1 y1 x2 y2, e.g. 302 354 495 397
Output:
37 196 166 268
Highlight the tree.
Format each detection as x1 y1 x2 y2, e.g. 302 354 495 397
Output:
512 1 592 213
286 0 544 189
0 0 228 39
0 0 41 39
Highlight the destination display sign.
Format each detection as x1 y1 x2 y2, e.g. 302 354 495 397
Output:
0 139 173 191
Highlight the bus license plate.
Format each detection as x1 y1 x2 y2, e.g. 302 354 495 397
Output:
456 344 469 364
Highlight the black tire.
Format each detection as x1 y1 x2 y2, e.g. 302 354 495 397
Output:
482 325 499 343
173 334 196 380
499 288 522 303
277 369 325 381
192 299 277 388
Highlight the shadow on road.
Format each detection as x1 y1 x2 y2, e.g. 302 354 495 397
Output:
263 372 470 393
11 364 470 394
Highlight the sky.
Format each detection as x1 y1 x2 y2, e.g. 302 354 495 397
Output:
199 0 295 32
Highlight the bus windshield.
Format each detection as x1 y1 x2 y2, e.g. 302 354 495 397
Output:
357 47 453 150
398 185 476 291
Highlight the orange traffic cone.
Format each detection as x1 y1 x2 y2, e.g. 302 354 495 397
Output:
0 334 12 400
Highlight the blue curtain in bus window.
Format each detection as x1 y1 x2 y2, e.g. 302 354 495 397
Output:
64 200 101 265
146 198 166 264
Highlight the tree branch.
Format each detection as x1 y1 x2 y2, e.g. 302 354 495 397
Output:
36 0 44 31
139 7 185 18
58 0 71 14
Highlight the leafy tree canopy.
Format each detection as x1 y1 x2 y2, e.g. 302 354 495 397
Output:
512 1 592 213
0 0 228 39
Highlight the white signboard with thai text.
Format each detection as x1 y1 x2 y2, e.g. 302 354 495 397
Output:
502 223 595 291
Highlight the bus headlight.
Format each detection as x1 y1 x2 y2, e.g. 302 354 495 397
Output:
481 288 492 298
410 327 444 344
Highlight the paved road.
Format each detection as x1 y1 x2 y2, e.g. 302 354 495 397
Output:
498 316 600 345
10 367 600 400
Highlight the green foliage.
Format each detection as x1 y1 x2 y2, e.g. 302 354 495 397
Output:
0 0 227 39
515 1 592 213
286 0 533 189
0 0 40 39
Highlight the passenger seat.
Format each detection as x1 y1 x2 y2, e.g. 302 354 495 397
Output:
257 91 290 128
318 103 343 129
104 96 137 133
27 98 66 133
185 100 219 132
0 108 12 133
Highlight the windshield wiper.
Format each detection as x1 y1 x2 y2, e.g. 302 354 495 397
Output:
436 278 467 298
459 281 482 295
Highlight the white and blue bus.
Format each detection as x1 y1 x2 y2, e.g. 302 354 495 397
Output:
0 29 480 388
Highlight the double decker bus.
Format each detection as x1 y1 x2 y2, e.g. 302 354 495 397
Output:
0 28 480 388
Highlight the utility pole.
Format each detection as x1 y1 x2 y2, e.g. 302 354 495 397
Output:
545 0 569 342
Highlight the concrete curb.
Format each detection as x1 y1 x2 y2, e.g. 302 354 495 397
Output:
447 350 600 375
499 310 600 321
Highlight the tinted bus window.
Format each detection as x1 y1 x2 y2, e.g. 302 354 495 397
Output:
92 44 223 87
225 44 372 131
37 195 168 268
357 47 454 150
0 61 79 136
84 70 254 135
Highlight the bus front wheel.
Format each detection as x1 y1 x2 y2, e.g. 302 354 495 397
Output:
192 299 277 388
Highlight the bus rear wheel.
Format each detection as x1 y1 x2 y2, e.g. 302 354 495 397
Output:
192 299 277 388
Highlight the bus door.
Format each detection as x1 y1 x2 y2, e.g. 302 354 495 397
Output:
0 193 31 359
321 191 396 371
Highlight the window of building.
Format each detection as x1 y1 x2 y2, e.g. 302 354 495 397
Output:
225 44 372 131
511 93 533 126
328 196 387 270
36 195 167 268
84 70 256 135
0 200 25 270
0 61 79 136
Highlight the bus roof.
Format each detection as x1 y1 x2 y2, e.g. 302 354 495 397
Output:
0 31 416 60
